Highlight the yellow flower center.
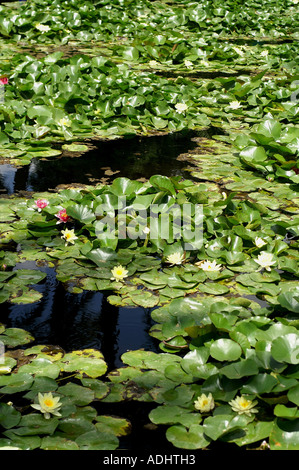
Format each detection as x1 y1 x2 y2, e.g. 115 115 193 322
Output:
240 399 250 408
44 399 54 407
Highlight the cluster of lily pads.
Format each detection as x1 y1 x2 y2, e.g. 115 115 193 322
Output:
0 0 299 452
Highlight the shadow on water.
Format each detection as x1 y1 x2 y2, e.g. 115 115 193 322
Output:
0 128 221 194
0 128 223 451
0 263 160 372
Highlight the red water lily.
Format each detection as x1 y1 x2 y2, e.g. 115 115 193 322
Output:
0 77 8 85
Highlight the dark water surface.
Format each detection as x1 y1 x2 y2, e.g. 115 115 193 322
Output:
0 131 205 194
0 130 216 451
1 263 160 371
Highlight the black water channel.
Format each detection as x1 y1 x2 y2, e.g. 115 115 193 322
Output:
0 131 200 195
0 131 206 362
1 130 215 452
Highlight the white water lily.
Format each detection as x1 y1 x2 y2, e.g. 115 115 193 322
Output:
194 393 215 413
198 260 222 272
254 251 276 271
233 46 244 56
35 23 50 32
229 100 242 110
175 103 188 114
254 237 267 248
166 252 185 265
58 117 72 127
184 59 193 69
149 60 159 68
261 50 269 57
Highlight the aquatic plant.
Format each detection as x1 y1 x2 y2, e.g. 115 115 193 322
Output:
0 0 298 452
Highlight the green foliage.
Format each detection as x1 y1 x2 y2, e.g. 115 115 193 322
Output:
0 0 299 452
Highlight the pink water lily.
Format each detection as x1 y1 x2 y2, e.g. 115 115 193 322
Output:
0 77 8 85
55 208 71 223
35 198 49 211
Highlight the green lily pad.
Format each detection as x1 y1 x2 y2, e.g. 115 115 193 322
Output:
210 339 242 362
166 424 211 449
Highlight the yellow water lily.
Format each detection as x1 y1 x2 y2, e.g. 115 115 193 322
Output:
111 265 129 282
166 252 185 265
61 228 78 246
229 395 258 416
194 393 215 413
31 392 62 419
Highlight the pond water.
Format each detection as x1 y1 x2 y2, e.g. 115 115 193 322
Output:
0 130 212 451
0 130 207 195
0 128 271 451
1 131 208 362
1 262 160 371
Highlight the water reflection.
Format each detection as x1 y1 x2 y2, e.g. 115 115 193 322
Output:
1 264 159 370
0 131 202 194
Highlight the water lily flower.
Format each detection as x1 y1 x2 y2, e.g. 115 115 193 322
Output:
111 265 129 282
35 198 49 212
55 208 71 224
194 393 215 413
0 77 8 85
35 23 51 32
254 237 266 248
198 260 222 272
184 59 193 69
31 392 62 419
175 103 188 114
233 47 244 56
229 395 258 416
58 117 72 127
261 50 269 57
166 252 185 265
149 60 159 68
254 251 276 271
61 228 78 246
222 191 227 200
229 101 242 110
